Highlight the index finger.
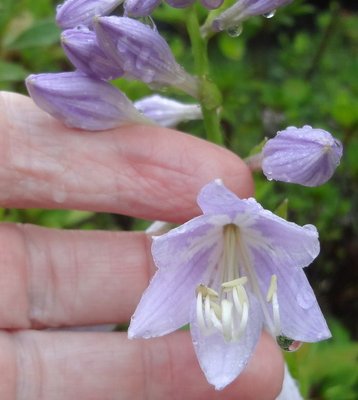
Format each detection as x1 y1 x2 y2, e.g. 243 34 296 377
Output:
0 92 253 222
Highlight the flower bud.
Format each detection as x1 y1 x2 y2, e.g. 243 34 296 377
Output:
61 27 124 80
56 0 123 29
165 0 195 8
262 126 343 187
200 0 224 9
212 0 293 32
26 72 150 131
94 16 199 97
134 94 202 127
124 0 161 17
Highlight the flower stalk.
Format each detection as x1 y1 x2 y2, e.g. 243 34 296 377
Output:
187 5 223 145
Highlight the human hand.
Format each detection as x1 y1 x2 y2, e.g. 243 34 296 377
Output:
0 91 283 400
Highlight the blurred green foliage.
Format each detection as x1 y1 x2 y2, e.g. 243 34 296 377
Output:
0 0 357 398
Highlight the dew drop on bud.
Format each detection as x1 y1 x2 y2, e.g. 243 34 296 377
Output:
276 335 303 352
226 24 243 38
263 9 276 18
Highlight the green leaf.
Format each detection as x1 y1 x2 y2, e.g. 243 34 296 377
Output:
6 19 60 50
0 60 29 82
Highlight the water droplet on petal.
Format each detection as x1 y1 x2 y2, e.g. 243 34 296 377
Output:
276 335 303 352
263 9 276 18
226 24 243 38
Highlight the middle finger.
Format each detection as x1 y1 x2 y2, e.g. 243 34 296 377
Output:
0 223 152 329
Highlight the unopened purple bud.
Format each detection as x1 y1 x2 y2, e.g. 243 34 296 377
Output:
61 27 124 80
124 0 161 17
212 0 292 32
95 16 199 97
262 126 343 187
200 0 224 9
26 72 150 131
134 94 202 127
165 0 195 8
56 0 123 29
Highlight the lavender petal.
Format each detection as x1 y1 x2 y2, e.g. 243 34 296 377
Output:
197 180 262 217
253 249 331 342
248 209 320 269
129 232 222 338
190 292 263 390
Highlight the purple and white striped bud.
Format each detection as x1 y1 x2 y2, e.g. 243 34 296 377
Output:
56 0 123 30
200 0 224 9
165 0 195 8
262 126 343 187
134 94 202 127
212 0 293 32
61 27 124 80
26 72 150 131
94 16 199 97
124 0 161 17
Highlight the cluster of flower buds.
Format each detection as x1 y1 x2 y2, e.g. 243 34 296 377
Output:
26 0 203 131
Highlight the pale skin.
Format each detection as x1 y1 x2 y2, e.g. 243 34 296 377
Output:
0 91 284 400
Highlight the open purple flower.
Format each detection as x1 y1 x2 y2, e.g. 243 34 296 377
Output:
262 126 343 187
128 180 331 389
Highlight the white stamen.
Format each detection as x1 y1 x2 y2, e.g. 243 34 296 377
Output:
221 299 234 341
195 224 261 343
210 309 223 332
235 301 249 339
196 291 207 333
266 274 277 302
236 284 249 304
232 285 243 314
266 275 281 335
221 277 248 289
204 295 213 330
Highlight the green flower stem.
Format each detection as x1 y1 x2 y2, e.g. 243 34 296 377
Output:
187 6 223 146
